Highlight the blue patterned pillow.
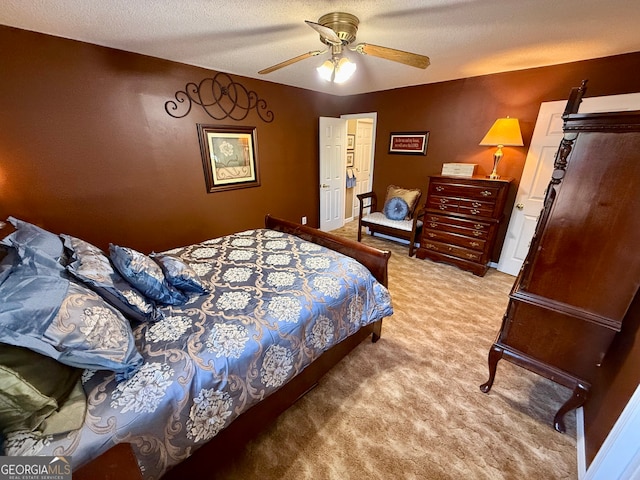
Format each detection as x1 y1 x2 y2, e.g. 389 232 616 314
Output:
110 245 188 306
150 253 207 294
383 197 410 221
62 235 164 323
0 249 143 380
1 217 65 269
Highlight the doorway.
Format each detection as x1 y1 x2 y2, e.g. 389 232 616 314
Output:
318 112 377 231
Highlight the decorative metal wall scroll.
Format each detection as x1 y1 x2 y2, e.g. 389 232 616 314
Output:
165 72 274 123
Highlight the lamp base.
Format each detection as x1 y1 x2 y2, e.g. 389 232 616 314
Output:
487 173 501 180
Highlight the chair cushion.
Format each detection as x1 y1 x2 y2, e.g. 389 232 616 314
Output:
383 197 409 221
385 185 421 219
362 212 423 232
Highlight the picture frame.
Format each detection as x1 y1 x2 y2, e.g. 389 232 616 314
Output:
347 134 355 150
346 151 355 167
388 131 429 155
197 124 260 193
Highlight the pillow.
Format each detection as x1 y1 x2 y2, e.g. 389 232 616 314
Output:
0 248 18 286
150 253 207 294
110 245 188 306
1 217 66 270
383 197 410 221
62 234 164 323
0 259 143 380
0 344 86 436
385 185 421 218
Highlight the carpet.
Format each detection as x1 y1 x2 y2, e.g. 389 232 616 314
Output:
212 222 577 479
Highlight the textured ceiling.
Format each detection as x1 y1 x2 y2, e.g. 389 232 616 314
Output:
2 0 640 96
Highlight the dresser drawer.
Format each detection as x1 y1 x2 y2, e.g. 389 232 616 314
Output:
420 240 484 262
458 203 495 217
429 180 501 202
422 229 486 251
425 213 493 232
426 195 458 212
427 195 496 217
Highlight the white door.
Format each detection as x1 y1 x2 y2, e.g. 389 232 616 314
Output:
319 117 346 231
341 113 377 219
353 119 374 218
497 92 640 276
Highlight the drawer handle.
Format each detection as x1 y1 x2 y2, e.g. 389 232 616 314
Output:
474 224 484 229
481 190 492 197
428 233 436 238
439 205 447 210
425 243 436 249
472 202 482 207
470 242 480 247
471 209 480 215
440 198 449 204
429 222 438 228
473 231 483 237
466 254 477 259
435 186 444 192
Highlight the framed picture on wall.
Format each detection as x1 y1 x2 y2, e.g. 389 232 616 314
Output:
197 124 260 193
347 134 355 150
346 151 355 167
388 131 429 155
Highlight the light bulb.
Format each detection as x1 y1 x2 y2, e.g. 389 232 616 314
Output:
333 57 356 83
317 60 334 82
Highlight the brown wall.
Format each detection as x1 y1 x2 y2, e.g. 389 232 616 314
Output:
341 53 640 259
0 25 343 252
2 24 640 466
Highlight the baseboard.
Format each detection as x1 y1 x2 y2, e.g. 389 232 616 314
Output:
577 407 587 479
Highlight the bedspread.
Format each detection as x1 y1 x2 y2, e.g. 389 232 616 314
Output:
4 229 393 479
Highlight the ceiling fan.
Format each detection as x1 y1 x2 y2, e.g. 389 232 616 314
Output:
258 12 430 82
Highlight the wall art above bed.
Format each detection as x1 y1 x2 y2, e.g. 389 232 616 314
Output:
197 124 260 193
164 72 274 123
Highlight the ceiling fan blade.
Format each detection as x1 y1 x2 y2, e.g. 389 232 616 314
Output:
354 43 430 69
305 20 342 45
258 50 325 75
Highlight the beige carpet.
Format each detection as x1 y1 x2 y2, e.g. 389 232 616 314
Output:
212 222 577 479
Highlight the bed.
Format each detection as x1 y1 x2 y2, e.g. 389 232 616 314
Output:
0 215 393 479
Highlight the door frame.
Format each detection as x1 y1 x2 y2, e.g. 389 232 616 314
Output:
340 112 378 221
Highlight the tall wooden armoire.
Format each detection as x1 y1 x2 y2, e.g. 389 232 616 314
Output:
480 82 640 432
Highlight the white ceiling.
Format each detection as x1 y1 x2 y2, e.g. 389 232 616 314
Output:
2 0 640 96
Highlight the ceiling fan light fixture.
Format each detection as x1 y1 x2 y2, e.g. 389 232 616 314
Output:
317 59 335 82
333 57 356 83
317 56 356 83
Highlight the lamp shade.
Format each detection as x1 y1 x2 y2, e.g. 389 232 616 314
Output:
479 117 524 146
316 60 334 82
333 57 356 83
316 56 356 83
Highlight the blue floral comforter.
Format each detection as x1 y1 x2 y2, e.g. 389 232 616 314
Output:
5 229 393 479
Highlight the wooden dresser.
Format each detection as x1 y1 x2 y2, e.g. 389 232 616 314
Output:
416 175 511 276
480 83 640 432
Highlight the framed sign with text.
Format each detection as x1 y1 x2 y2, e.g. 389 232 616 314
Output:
388 131 429 155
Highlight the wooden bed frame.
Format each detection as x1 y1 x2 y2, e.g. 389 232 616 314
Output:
74 215 391 479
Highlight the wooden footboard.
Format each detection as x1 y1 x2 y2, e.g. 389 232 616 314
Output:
74 217 391 479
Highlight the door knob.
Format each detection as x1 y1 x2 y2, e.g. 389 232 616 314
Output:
321 184 329 188
516 203 524 210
